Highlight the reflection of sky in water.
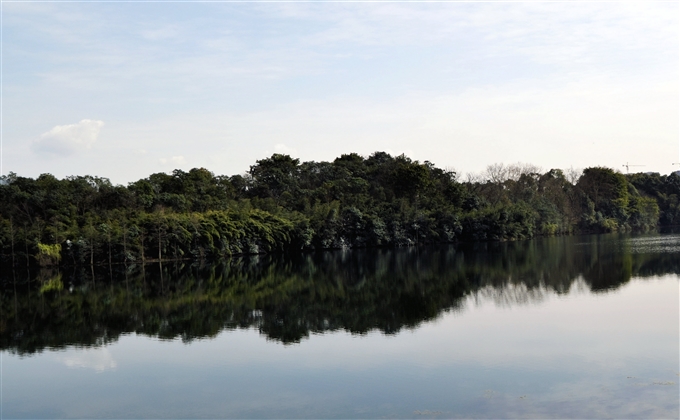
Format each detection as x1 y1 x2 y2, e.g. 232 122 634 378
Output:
468 279 589 308
55 347 117 372
3 276 678 419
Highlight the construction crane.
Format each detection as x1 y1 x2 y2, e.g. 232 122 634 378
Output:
622 162 644 174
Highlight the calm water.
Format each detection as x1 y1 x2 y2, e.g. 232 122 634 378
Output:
1 233 678 419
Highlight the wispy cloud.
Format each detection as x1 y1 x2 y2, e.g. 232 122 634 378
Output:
8 3 676 95
160 156 186 166
4 2 678 182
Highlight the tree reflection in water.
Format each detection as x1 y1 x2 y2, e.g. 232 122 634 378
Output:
1 233 679 354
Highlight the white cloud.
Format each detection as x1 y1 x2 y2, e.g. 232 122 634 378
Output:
31 119 104 156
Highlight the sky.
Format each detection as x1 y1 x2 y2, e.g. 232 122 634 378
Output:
2 1 678 185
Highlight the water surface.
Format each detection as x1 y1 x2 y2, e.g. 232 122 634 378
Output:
1 233 678 418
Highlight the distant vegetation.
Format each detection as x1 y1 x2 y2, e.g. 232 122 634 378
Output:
0 152 677 266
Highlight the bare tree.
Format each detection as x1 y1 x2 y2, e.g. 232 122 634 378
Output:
485 163 508 184
444 166 460 181
565 167 582 185
484 162 542 184
465 172 483 184
506 163 542 182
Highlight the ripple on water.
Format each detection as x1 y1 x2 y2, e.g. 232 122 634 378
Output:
624 234 680 254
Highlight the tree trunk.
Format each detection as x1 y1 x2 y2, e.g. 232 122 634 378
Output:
159 260 164 293
108 230 112 267
24 225 29 268
123 226 128 263
140 232 146 263
9 219 15 268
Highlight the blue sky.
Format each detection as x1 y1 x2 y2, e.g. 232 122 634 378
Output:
2 1 678 184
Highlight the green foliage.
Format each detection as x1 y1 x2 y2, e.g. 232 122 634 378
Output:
36 243 62 266
577 167 630 230
39 273 64 294
627 172 678 227
541 223 559 236
627 196 659 230
0 153 669 266
249 154 301 202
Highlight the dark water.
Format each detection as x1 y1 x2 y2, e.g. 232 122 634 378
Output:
1 233 678 418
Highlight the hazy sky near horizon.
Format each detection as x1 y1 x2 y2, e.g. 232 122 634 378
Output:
2 1 678 185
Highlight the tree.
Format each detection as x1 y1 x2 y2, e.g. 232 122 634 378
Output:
577 167 630 230
248 154 301 202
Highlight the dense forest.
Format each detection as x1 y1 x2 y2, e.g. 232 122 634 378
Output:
0 152 677 267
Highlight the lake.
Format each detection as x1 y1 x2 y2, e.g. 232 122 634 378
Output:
1 232 678 418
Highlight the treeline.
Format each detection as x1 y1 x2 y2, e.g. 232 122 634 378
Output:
0 152 677 266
